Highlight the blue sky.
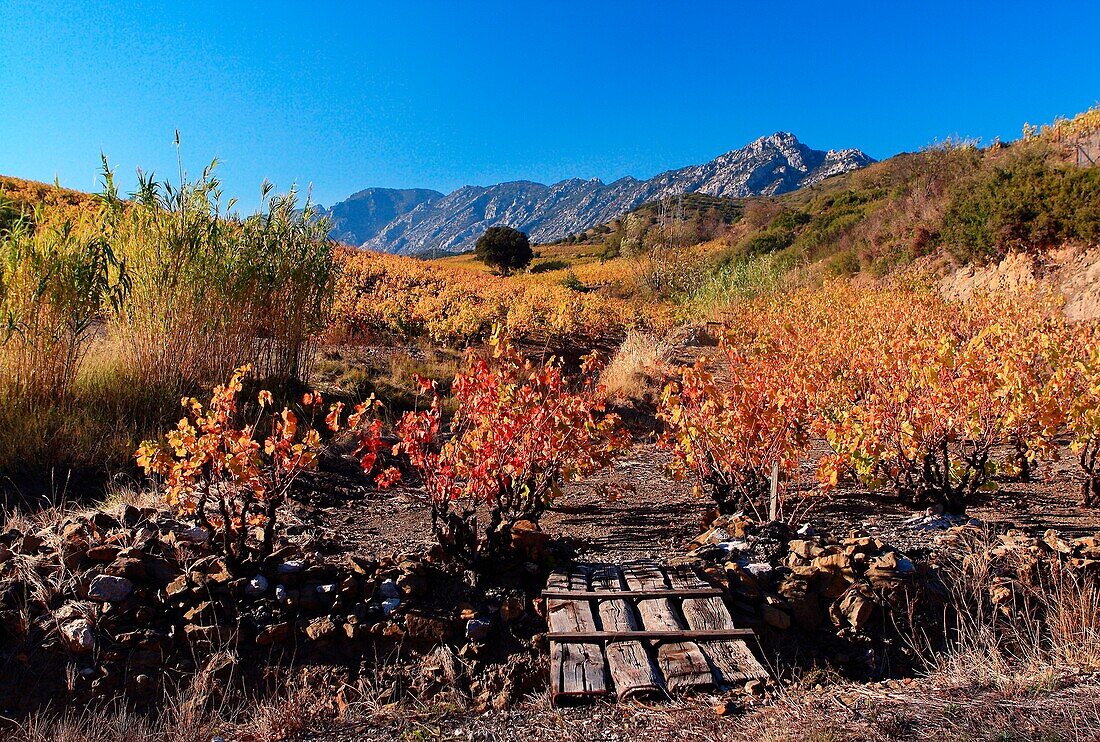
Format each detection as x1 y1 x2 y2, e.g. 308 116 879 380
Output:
1 1 1098 210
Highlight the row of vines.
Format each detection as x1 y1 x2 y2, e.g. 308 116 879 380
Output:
141 282 1100 577
660 283 1100 517
329 248 669 346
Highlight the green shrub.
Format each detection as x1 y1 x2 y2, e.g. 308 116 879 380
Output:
941 145 1100 263
560 271 587 292
740 229 794 256
826 248 861 277
530 259 571 274
770 208 811 231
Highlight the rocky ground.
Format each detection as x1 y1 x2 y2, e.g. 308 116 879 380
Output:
1 433 1098 741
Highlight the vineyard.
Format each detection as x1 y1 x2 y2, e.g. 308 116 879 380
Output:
661 284 1100 516
2 110 1100 740
329 247 670 345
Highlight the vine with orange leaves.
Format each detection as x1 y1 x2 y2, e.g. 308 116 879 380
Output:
660 284 1100 518
136 365 392 571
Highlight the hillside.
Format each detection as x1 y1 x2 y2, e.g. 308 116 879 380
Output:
324 132 872 254
0 174 99 227
508 114 1100 312
321 187 442 245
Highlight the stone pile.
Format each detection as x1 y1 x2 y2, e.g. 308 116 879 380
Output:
933 524 1100 612
684 513 937 675
936 525 1100 570
0 505 533 711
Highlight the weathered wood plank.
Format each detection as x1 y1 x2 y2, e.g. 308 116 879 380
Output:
542 588 724 599
667 565 768 685
621 560 714 692
547 567 607 701
589 564 663 700
547 629 755 641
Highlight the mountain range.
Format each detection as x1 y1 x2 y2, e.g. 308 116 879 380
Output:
321 132 874 255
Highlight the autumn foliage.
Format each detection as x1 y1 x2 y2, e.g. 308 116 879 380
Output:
660 284 1100 516
329 248 662 345
137 366 388 570
658 347 809 517
392 329 629 564
1061 332 1100 506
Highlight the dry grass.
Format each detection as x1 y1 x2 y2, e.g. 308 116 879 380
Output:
0 165 338 490
7 654 323 742
732 531 1100 741
600 330 673 403
931 531 1100 691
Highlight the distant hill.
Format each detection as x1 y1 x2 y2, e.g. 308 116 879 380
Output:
321 187 442 246
325 133 873 254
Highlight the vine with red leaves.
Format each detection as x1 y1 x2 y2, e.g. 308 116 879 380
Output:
137 366 390 571
391 330 630 564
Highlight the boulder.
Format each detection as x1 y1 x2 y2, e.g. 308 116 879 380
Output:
60 619 95 653
1043 529 1073 555
105 556 148 580
499 596 526 623
305 616 339 641
165 575 189 597
724 563 763 602
761 604 791 630
184 624 236 644
86 544 121 562
276 560 305 576
405 612 453 643
88 575 133 602
378 579 401 600
835 586 876 630
466 618 492 642
255 622 292 646
778 576 822 630
245 575 269 597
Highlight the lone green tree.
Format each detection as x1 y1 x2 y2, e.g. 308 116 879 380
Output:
474 226 532 276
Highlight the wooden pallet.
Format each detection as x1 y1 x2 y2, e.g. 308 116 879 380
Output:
545 559 767 703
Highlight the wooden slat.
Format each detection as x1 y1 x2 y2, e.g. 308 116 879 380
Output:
547 567 607 700
621 560 714 692
542 588 724 599
589 564 663 700
548 629 756 641
667 565 769 686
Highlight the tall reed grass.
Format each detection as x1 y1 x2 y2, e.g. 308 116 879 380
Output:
105 159 336 391
0 209 124 401
0 156 338 490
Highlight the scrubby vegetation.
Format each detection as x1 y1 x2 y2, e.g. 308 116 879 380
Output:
329 247 663 346
0 161 338 489
3 106 1100 740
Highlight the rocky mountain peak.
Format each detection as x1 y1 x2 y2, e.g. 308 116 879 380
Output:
323 134 874 254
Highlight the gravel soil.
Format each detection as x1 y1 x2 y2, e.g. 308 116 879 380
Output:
278 407 1100 741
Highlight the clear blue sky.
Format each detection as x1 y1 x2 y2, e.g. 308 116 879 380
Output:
2 1 1098 210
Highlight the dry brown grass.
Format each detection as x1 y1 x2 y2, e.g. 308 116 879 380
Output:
932 531 1100 691
732 531 1100 741
7 656 323 742
601 330 673 403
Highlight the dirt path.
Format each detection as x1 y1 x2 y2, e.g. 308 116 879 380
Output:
542 444 709 561
309 438 1098 565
